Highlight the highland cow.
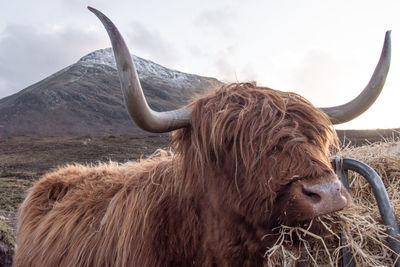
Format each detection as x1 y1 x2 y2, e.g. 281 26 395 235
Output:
13 7 391 267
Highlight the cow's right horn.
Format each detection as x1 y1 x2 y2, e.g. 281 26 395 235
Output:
89 7 191 133
320 31 391 125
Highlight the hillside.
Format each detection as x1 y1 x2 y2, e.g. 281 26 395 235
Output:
0 48 222 137
336 128 400 146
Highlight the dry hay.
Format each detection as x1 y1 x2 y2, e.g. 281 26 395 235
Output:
266 141 400 266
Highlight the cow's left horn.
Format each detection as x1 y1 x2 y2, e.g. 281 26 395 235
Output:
88 7 191 133
320 31 391 125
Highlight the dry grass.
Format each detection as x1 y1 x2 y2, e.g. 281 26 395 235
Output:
0 177 32 212
266 141 400 266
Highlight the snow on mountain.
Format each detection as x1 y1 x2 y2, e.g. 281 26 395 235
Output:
79 48 204 88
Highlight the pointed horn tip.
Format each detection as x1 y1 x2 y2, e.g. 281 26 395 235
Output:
87 6 103 17
385 30 392 41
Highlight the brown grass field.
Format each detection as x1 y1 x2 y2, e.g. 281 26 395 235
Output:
0 134 171 228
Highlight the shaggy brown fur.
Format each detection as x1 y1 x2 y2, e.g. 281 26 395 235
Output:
14 83 343 266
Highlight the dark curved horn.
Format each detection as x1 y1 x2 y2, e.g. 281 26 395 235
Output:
88 7 191 133
320 31 391 125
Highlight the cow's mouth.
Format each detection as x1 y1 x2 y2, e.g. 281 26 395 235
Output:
271 177 352 227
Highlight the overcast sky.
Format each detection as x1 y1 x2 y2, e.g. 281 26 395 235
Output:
1 0 399 129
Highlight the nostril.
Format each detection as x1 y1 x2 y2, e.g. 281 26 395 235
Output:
301 186 322 203
296 180 349 217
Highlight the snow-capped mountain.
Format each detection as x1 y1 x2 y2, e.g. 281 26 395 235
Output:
80 48 202 87
0 49 222 137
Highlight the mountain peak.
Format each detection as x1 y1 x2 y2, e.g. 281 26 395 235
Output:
78 48 205 88
0 49 222 137
79 48 116 69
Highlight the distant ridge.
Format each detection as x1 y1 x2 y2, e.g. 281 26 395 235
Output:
0 49 222 137
336 128 400 146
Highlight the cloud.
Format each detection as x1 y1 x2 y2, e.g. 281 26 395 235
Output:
193 7 235 28
289 49 363 106
192 7 236 39
0 24 103 98
125 21 179 66
213 54 238 82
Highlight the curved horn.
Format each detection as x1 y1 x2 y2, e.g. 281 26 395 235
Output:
320 31 391 125
88 7 191 133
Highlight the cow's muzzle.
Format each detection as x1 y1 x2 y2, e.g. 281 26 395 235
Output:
300 180 350 215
